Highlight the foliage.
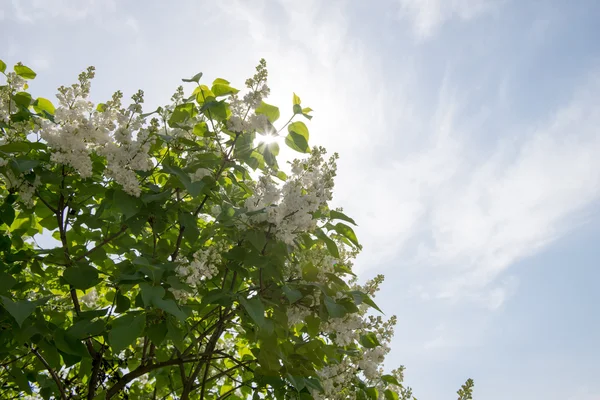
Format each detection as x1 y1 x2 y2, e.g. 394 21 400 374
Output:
0 59 473 399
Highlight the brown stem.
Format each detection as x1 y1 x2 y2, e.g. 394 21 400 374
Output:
35 190 58 213
75 225 128 262
87 353 102 400
170 132 240 262
31 347 67 400
105 356 207 399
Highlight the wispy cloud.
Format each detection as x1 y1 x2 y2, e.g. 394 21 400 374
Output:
396 0 503 39
361 71 600 308
9 0 116 23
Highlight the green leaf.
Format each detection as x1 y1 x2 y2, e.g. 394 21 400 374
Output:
316 229 339 258
115 292 131 313
140 283 186 321
293 104 303 114
0 59 6 73
302 263 319 282
212 79 239 97
38 339 62 370
246 230 267 252
54 329 88 357
366 387 379 400
276 170 287 181
286 374 306 392
162 164 205 197
147 321 168 345
304 314 320 336
113 189 142 219
96 103 107 112
239 296 266 329
193 121 209 137
11 158 39 173
141 189 172 204
0 141 29 153
140 283 164 307
285 121 310 153
9 366 31 394
201 99 230 122
324 296 346 319
13 92 32 108
293 93 301 105
330 210 357 225
384 389 399 400
166 318 185 352
381 375 401 386
0 273 17 292
67 319 105 339
255 101 280 123
0 296 37 327
33 97 56 115
155 298 187 321
360 332 381 349
258 141 279 168
63 265 101 290
0 203 15 226
109 312 146 353
14 64 36 79
333 222 359 247
168 103 197 127
182 72 203 83
348 290 383 314
282 286 302 304
194 85 216 104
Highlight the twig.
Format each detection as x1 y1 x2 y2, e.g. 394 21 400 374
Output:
31 347 68 400
75 225 128 262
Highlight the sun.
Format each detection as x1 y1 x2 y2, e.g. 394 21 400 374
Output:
254 133 279 147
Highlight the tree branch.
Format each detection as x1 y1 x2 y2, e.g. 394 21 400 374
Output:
75 224 128 262
31 347 67 400
105 356 208 399
35 190 58 214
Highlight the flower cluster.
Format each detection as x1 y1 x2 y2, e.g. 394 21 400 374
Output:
80 287 100 308
1 169 41 207
245 147 337 245
37 68 154 196
175 241 227 288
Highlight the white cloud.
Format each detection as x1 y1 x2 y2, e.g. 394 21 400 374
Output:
124 16 140 33
31 58 51 71
9 0 116 23
397 0 503 39
361 72 600 307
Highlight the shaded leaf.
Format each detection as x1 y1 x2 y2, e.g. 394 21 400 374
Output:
0 296 36 327
360 332 381 349
63 265 101 290
182 72 203 83
109 312 146 353
333 222 359 247
239 296 266 329
330 210 357 226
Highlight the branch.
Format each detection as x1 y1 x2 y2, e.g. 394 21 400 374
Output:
207 360 254 383
35 190 58 214
170 132 240 262
75 224 128 262
105 356 207 399
170 193 209 261
31 347 67 400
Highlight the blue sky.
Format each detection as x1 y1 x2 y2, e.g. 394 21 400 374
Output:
2 1 600 399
